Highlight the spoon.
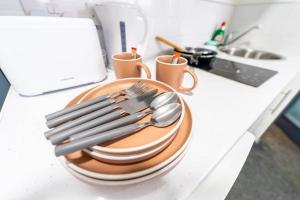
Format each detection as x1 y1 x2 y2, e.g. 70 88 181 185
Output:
55 103 182 156
67 92 178 141
151 92 178 110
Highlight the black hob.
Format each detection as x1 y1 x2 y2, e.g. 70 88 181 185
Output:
195 58 278 87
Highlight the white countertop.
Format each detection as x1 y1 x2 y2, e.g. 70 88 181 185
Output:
0 54 299 200
187 132 254 200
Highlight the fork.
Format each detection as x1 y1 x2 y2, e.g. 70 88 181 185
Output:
45 81 147 121
45 82 151 128
44 82 152 138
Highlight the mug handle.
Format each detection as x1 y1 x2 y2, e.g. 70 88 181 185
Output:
137 62 151 79
179 67 198 93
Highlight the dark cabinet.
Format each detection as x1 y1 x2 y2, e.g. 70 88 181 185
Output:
276 92 300 147
0 69 10 110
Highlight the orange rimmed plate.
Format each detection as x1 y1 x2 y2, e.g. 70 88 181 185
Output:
65 78 185 155
62 147 187 186
83 134 175 164
62 100 192 180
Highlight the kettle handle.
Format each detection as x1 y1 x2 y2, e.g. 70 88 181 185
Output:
136 9 148 45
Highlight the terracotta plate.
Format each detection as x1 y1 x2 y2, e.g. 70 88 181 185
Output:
83 134 175 165
65 78 185 155
62 148 187 186
63 101 192 180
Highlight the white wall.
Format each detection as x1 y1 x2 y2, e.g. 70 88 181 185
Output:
138 0 234 58
0 0 24 15
0 0 234 59
228 1 300 57
0 0 298 58
67 0 234 58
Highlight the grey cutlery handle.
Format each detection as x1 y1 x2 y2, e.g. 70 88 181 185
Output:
50 109 126 145
55 123 142 156
70 111 150 141
46 99 115 128
45 94 111 121
44 104 119 139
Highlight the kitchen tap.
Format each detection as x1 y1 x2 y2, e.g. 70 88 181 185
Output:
223 24 262 46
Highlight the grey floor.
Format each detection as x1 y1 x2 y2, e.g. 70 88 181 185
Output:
226 125 300 200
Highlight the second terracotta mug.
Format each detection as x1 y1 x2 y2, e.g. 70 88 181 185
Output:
156 55 198 93
112 53 151 79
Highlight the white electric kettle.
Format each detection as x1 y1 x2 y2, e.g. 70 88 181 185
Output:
94 2 148 66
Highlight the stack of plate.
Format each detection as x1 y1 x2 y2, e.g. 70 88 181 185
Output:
59 78 192 186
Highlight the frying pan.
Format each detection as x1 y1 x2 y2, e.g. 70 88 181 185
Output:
155 36 217 67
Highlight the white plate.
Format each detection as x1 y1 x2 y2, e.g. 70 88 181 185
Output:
60 126 192 181
77 78 186 155
63 148 187 186
83 134 175 164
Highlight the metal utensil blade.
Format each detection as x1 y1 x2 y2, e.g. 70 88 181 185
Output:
135 89 158 101
116 90 157 114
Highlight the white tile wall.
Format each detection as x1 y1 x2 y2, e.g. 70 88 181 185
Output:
228 1 300 57
0 0 234 58
50 0 91 17
138 0 234 58
0 0 24 15
0 0 298 58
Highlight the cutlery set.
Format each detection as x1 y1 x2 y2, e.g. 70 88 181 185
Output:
45 81 151 137
44 81 182 156
49 90 157 145
69 92 178 141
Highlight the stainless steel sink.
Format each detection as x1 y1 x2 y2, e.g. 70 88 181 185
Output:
219 47 284 60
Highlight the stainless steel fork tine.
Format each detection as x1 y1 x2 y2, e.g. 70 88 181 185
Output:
130 82 144 92
125 81 153 97
130 89 142 96
127 81 141 91
123 81 142 97
130 81 142 89
138 83 150 91
133 81 143 88
140 84 148 91
139 84 149 93
141 85 152 92
128 85 144 96
135 81 144 88
135 81 143 87
132 83 145 92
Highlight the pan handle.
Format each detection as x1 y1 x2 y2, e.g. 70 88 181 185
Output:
155 36 187 53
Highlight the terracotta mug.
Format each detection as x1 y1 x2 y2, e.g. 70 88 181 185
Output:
112 53 151 79
156 55 198 92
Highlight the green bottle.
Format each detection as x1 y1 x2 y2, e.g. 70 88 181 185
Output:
211 21 226 43
204 21 226 48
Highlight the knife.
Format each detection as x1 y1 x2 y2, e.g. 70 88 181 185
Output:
45 94 111 121
48 90 157 145
69 110 152 141
46 99 115 129
46 88 159 129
